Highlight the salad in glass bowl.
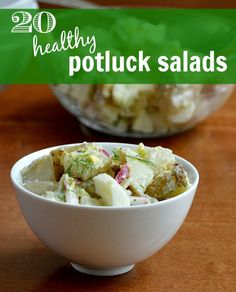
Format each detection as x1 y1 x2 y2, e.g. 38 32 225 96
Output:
53 84 234 137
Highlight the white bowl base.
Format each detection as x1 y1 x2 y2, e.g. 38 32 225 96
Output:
71 263 135 276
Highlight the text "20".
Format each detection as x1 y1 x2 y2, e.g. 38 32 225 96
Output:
11 11 56 33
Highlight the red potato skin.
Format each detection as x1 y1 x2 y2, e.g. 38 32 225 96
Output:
115 164 130 184
99 148 110 158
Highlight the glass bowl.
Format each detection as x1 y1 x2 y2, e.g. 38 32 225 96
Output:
52 84 234 138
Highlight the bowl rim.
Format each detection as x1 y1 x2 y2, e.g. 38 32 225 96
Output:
10 142 199 210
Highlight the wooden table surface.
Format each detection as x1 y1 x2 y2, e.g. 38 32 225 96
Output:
0 84 235 291
39 0 236 8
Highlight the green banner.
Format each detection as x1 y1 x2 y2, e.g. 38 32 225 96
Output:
0 9 236 84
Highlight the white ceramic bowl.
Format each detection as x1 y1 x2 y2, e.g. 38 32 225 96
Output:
11 143 199 276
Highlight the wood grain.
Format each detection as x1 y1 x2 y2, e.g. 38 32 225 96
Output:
85 0 236 8
39 0 236 8
0 84 236 291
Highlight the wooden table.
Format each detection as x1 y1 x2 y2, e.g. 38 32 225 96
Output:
39 0 236 8
0 84 235 291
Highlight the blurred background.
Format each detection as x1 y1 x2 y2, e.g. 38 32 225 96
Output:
38 0 236 8
0 1 236 292
1 0 236 8
1 0 235 139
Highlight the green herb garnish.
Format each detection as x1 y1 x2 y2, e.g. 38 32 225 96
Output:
126 155 156 167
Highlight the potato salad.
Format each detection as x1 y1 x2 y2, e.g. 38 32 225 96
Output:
21 143 191 207
54 84 203 135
